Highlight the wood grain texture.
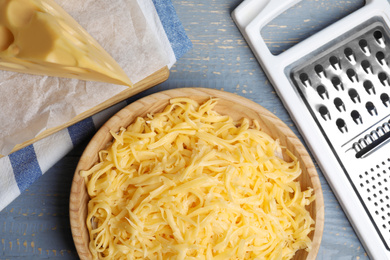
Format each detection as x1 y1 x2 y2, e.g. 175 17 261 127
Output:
70 88 324 260
0 0 371 259
5 67 170 157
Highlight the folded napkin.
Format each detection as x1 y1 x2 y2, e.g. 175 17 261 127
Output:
0 0 192 211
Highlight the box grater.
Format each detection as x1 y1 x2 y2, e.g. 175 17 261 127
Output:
232 0 390 258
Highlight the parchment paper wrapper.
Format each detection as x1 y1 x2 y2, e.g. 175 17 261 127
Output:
0 0 170 155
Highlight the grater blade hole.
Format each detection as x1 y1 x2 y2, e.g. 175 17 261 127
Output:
319 105 330 120
351 110 362 124
336 118 347 133
299 73 311 87
332 76 343 90
371 130 380 141
374 30 385 47
347 69 359 82
353 142 364 154
376 126 386 137
359 39 370 54
364 134 374 145
359 138 367 149
363 80 375 95
381 93 390 107
361 60 373 74
383 122 390 132
348 88 361 103
366 101 378 115
317 85 328 99
344 47 356 63
334 97 346 112
376 51 386 66
314 64 326 78
378 72 390 86
329 56 341 70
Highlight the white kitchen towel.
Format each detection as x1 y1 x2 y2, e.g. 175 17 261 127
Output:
0 0 192 211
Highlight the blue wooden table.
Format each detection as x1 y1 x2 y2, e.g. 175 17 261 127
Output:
0 0 371 259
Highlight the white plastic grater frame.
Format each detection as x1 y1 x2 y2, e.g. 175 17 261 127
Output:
232 0 390 259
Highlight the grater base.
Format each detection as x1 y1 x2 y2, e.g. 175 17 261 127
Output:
232 0 390 258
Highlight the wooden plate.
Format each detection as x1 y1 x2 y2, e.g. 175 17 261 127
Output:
69 87 324 260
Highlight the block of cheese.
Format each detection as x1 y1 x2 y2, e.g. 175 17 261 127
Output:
0 0 132 86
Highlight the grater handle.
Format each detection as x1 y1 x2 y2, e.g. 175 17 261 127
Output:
233 0 380 72
232 0 302 71
231 0 301 29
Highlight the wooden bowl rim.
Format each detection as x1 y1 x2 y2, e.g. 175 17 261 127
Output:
69 87 324 260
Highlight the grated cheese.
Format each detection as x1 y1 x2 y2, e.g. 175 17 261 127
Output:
81 98 315 260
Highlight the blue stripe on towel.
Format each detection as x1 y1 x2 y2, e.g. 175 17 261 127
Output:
152 0 192 60
9 145 42 192
67 117 96 147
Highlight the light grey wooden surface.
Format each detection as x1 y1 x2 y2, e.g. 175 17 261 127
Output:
0 0 373 259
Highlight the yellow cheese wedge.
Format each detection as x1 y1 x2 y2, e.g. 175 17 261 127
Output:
0 0 132 86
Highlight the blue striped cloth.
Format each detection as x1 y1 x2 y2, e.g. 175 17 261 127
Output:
0 0 192 212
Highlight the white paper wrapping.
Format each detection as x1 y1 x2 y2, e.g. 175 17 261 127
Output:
0 0 170 155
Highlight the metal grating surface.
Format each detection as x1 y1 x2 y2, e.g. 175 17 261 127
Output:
359 159 390 233
291 20 390 249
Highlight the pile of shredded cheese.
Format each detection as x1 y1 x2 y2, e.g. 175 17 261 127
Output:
81 98 315 260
